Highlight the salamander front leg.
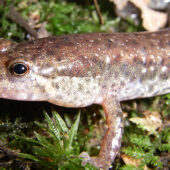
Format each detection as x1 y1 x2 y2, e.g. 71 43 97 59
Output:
80 97 124 169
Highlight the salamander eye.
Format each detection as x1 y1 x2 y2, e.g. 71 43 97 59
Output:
9 63 29 75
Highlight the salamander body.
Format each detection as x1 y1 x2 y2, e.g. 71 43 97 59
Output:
0 29 169 169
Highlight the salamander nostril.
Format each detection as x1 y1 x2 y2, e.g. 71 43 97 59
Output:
9 63 29 75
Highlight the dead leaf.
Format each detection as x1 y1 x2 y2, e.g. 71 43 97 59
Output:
37 22 51 38
129 111 162 136
121 154 150 170
109 0 168 31
109 0 128 10
130 0 167 31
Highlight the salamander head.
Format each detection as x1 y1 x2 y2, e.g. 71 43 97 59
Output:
0 37 102 107
0 46 49 102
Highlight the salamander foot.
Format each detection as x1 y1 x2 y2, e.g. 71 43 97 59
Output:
80 152 111 170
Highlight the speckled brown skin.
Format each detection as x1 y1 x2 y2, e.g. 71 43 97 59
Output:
0 38 16 52
0 29 169 169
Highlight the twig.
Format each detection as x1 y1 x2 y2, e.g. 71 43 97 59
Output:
93 0 104 25
8 5 38 39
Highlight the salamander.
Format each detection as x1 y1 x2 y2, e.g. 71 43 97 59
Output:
0 29 169 169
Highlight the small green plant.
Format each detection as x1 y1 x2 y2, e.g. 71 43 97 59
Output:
121 114 170 169
162 94 170 116
122 134 163 168
14 111 96 169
